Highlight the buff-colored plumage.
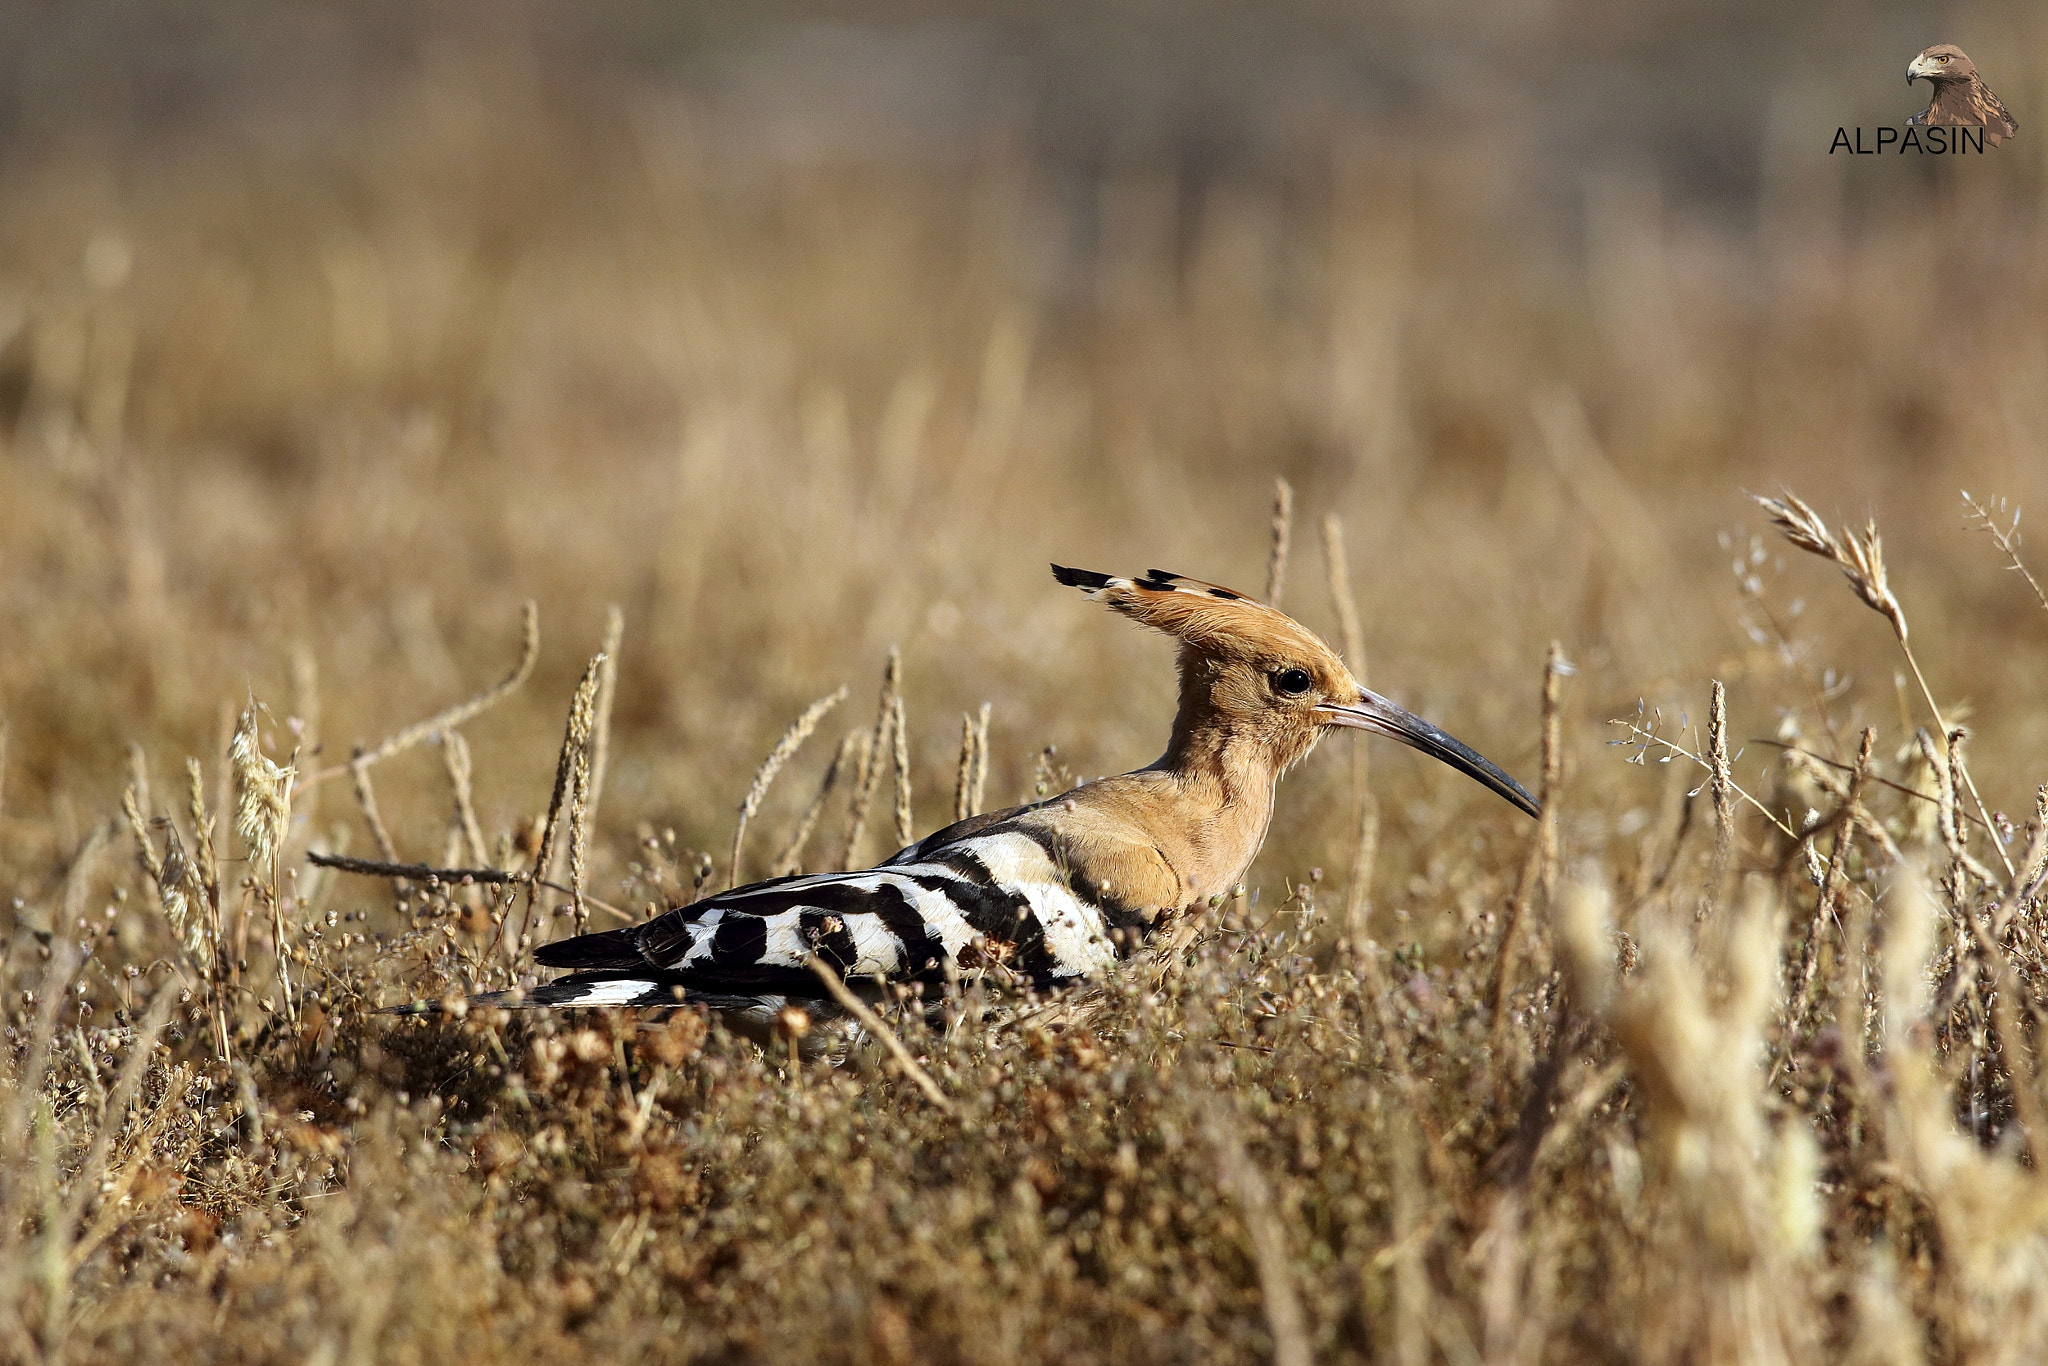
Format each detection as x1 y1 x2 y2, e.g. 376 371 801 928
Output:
1039 568 1364 907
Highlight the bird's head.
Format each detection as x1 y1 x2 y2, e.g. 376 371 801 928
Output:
1051 564 1538 816
1909 44 1975 85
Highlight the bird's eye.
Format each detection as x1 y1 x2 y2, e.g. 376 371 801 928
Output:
1274 668 1313 696
1939 54 1951 61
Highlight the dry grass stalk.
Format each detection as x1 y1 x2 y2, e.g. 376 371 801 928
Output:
496 650 609 955
50 985 179 1256
1200 1094 1313 1366
184 757 219 909
183 756 228 977
1388 1109 1431 1366
1319 512 1365 671
1324 513 1379 937
231 707 297 882
1992 786 2048 938
290 642 320 823
1757 490 2013 878
840 650 901 870
0 716 9 829
1785 727 1876 1044
1915 729 1990 894
730 684 848 888
585 604 624 835
1705 678 1732 917
1264 475 1294 609
232 706 299 1024
953 711 978 824
968 702 991 817
120 784 165 913
0 944 80 1325
123 787 229 1056
803 953 953 1114
1342 799 1379 943
1491 642 1566 1046
1963 886 2048 1162
441 729 489 867
890 692 913 850
303 600 538 791
559 654 608 937
349 751 401 864
1609 710 1800 841
1962 490 2048 614
123 796 201 964
947 708 990 827
774 730 864 877
124 742 151 832
60 1059 192 1285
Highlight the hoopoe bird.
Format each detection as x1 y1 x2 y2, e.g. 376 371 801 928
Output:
488 566 1536 1040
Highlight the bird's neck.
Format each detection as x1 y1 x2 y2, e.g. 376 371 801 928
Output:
1142 654 1287 893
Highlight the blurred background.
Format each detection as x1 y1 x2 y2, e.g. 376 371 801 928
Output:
3 0 2047 905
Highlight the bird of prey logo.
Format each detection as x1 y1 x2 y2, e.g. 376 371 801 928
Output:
1907 45 2018 145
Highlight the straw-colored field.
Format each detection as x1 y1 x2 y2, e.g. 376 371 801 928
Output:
5 12 2048 1362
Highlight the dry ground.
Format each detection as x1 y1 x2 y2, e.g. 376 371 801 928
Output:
6 29 2048 1365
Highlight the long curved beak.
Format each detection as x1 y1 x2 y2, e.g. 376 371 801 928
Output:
1315 689 1540 818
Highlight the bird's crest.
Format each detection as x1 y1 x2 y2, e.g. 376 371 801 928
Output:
1049 564 1335 662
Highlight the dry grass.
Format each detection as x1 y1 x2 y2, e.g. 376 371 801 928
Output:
7 16 2048 1363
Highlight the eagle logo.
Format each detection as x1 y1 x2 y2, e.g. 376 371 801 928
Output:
1907 45 2018 145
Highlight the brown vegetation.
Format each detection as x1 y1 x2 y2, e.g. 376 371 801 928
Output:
6 17 2048 1363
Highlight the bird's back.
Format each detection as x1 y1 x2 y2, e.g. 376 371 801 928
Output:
512 792 1174 1034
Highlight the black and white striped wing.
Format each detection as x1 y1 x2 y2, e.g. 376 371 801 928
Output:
524 825 1123 1008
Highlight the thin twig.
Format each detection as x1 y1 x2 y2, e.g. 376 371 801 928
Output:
804 954 954 1114
307 852 635 923
311 851 521 883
